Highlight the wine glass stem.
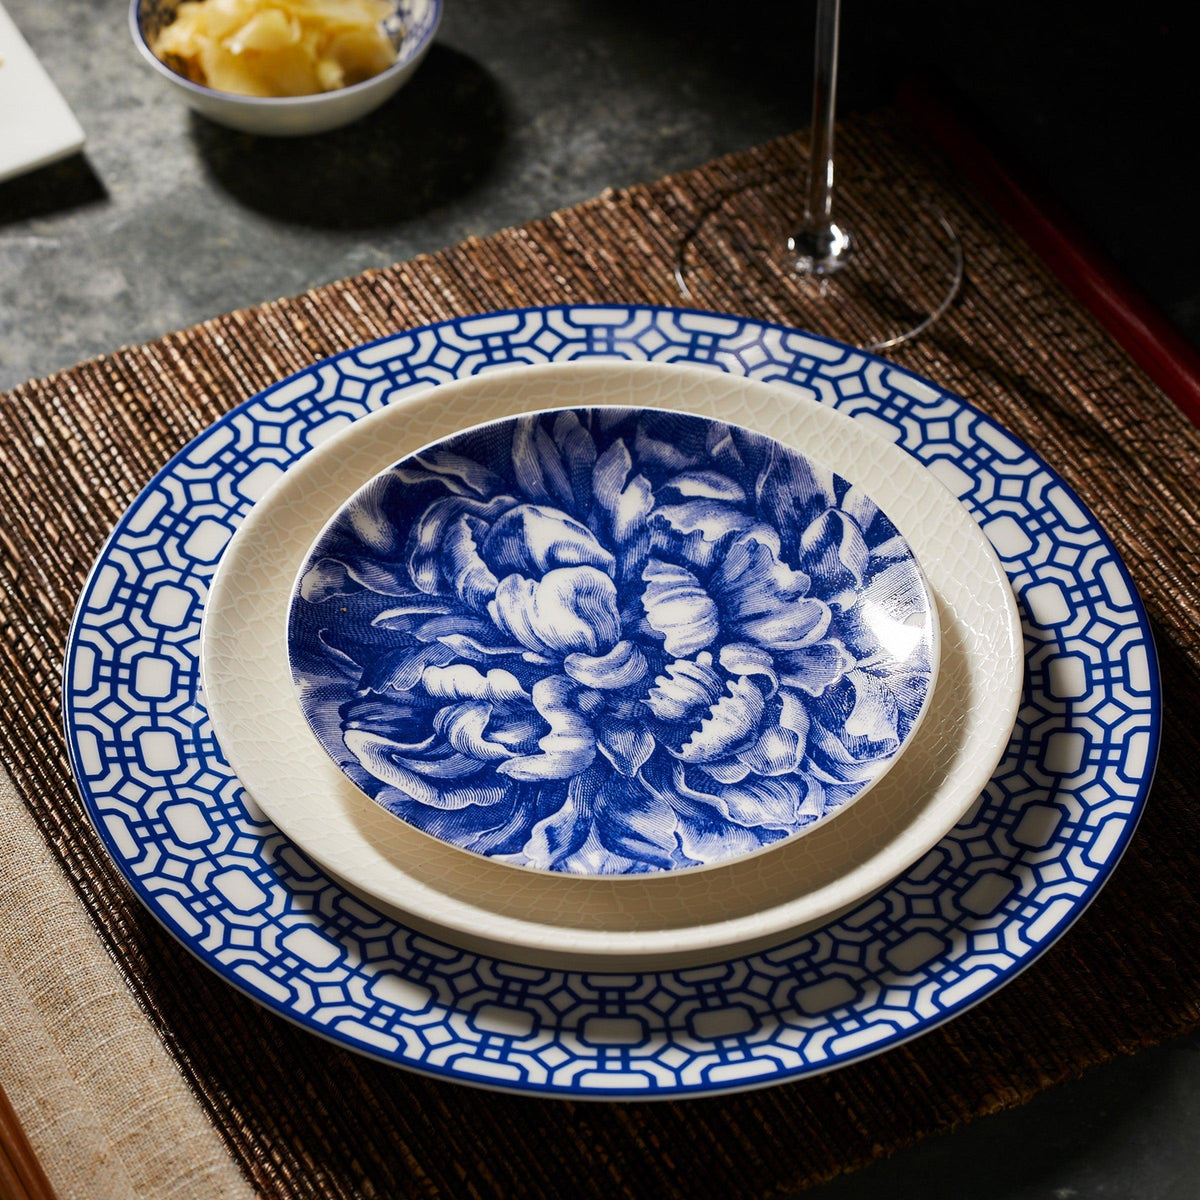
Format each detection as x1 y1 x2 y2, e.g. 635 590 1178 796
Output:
808 0 838 230
789 0 851 273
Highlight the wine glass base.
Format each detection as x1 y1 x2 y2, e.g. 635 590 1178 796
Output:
674 169 964 352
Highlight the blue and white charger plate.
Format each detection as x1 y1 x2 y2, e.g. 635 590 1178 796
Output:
64 305 1160 1098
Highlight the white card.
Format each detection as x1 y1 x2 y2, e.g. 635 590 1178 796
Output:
0 3 85 184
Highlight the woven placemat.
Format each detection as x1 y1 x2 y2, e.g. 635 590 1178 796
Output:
2 109 1198 1199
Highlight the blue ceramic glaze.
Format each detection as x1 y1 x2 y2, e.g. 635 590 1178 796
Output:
288 408 935 875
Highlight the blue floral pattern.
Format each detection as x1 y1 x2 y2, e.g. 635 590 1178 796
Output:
288 408 934 874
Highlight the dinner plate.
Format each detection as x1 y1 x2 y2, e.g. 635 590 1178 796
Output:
202 360 1016 969
64 305 1159 1098
284 399 940 879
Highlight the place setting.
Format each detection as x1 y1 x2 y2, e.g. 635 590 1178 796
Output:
62 305 1157 1097
56 0 1157 1105
5 1 1192 1194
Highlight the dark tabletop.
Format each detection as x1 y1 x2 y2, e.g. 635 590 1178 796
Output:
2 1 1198 1196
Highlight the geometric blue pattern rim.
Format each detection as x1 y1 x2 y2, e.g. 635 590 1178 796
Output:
63 305 1161 1099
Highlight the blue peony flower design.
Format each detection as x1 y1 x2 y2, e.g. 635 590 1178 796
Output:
288 408 934 876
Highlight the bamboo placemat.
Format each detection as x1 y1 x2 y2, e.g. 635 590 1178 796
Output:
1 109 1198 1199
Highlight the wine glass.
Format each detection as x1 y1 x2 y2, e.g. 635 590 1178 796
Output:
674 0 963 351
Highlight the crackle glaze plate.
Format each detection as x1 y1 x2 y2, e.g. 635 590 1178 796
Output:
64 306 1159 1098
286 400 939 878
203 360 1016 971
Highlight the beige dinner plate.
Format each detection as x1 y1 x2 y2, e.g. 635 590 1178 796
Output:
201 360 1022 970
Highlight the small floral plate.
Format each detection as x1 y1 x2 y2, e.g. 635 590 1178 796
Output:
287 406 938 877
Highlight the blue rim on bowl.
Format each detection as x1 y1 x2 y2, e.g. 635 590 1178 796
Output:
286 405 940 879
130 0 442 109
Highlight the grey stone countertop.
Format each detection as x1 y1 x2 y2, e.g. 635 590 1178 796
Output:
2 1 1198 1197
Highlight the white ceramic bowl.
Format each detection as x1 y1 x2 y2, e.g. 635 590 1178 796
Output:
201 360 1024 970
131 0 441 137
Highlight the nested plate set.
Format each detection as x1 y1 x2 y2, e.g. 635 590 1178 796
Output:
64 306 1159 1098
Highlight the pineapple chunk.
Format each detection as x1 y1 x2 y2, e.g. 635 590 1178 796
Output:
152 0 399 97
